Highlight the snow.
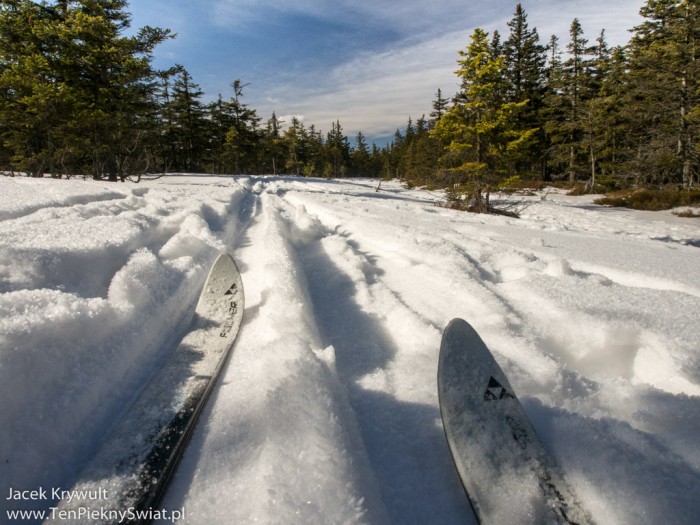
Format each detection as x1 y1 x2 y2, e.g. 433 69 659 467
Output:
0 175 698 524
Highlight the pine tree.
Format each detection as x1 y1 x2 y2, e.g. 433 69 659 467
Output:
167 66 208 171
432 27 537 212
0 0 170 179
626 0 700 187
503 3 548 176
545 19 595 183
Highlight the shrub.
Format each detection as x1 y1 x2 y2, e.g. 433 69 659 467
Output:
594 188 700 211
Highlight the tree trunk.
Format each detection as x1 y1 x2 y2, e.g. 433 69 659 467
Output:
569 145 576 183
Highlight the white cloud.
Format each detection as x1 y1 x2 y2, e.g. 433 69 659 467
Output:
210 0 517 40
253 0 642 138
133 0 645 139
526 0 642 46
254 30 462 137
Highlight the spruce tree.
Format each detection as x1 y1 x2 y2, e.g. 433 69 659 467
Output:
167 66 208 172
219 80 261 174
503 3 547 176
0 0 170 179
0 1 63 175
284 117 305 176
262 112 285 174
304 125 326 177
578 30 615 188
430 89 450 125
325 120 350 178
545 19 595 183
432 27 537 212
350 131 371 177
586 46 632 184
627 0 700 187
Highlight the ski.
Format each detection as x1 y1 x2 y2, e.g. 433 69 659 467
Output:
46 253 244 525
438 318 593 525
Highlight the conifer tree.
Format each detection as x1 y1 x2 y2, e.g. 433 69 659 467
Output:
627 0 700 187
325 120 350 178
167 66 208 171
545 19 595 183
432 27 536 212
586 46 631 184
284 117 305 176
430 89 450 125
0 0 170 179
578 30 615 188
262 112 285 174
0 1 64 175
303 125 326 177
350 131 371 177
220 80 261 174
503 3 547 176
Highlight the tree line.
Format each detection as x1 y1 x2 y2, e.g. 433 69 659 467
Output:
1 1 698 192
428 0 699 210
0 0 386 180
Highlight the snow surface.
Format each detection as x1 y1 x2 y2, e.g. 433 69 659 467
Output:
1 175 699 524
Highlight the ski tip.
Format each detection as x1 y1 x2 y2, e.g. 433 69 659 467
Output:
445 317 469 331
442 318 479 342
208 252 243 285
213 252 237 270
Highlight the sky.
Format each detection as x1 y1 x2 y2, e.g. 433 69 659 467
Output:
128 0 645 144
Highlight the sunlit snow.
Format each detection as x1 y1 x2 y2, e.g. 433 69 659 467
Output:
0 175 698 524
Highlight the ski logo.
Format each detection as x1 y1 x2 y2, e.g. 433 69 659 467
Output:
220 282 241 337
220 300 239 338
484 377 515 401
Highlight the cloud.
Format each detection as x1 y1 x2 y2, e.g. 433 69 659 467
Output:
257 30 463 138
131 0 644 141
526 0 642 45
210 0 487 35
252 0 642 139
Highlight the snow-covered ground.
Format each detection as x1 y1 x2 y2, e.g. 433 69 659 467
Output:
1 175 698 524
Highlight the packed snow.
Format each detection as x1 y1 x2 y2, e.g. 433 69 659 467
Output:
0 175 698 524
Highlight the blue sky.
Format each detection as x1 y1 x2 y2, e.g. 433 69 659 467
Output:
128 0 644 143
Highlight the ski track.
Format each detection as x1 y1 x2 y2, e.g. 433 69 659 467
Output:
277 179 700 524
0 176 250 519
1 175 699 524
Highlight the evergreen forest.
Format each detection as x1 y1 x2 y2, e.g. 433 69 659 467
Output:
1 1 698 200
